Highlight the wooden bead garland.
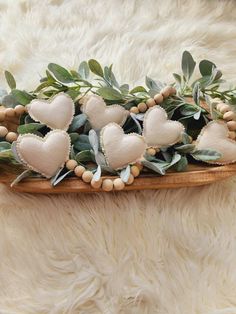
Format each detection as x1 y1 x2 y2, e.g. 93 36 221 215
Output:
214 99 236 140
0 105 26 142
73 162 143 191
129 86 176 114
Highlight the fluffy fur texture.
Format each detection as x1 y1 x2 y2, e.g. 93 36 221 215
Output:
0 0 236 313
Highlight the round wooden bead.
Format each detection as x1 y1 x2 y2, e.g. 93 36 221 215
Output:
74 165 85 177
131 165 140 177
154 93 164 104
223 111 236 121
137 102 147 112
220 104 231 114
82 170 93 183
5 132 18 142
0 126 8 137
14 105 25 116
216 103 223 111
130 106 139 114
227 121 236 131
66 159 78 170
0 111 5 122
135 162 143 171
102 179 113 191
228 131 236 140
161 86 172 98
126 174 134 185
146 98 156 108
91 178 102 189
5 108 15 117
169 86 176 95
147 147 156 156
113 178 125 191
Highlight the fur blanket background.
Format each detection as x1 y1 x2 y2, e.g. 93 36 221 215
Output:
0 1 236 313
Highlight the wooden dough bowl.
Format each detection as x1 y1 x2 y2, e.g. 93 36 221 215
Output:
0 163 236 194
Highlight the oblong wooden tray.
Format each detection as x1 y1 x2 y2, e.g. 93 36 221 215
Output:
0 163 236 193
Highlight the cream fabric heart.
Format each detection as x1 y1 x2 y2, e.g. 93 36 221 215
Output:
195 120 236 164
27 93 75 131
101 122 146 170
16 130 71 178
143 106 185 148
81 94 128 130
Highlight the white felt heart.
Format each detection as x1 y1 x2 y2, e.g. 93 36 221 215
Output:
81 94 128 130
27 93 74 131
101 122 146 170
16 130 71 178
195 120 236 164
143 106 185 148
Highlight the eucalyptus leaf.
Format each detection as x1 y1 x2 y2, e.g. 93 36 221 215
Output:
69 113 87 132
88 59 103 77
191 149 221 161
93 165 101 182
181 51 196 81
130 86 147 94
10 170 33 187
175 144 195 153
5 71 16 89
97 87 123 101
89 129 99 154
141 159 165 175
74 135 92 151
78 61 90 79
17 123 45 135
75 150 94 163
48 63 74 83
69 133 80 144
11 89 33 105
120 165 130 183
51 170 73 187
175 156 188 172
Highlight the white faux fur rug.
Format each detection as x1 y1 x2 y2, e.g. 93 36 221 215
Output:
0 1 236 313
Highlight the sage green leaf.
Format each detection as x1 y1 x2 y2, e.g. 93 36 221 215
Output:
1 94 18 108
69 113 87 132
142 159 165 175
78 61 90 79
97 87 123 100
34 82 52 93
199 59 216 76
69 133 80 144
175 156 188 172
182 132 191 144
11 89 33 105
88 59 103 77
192 82 200 106
130 113 142 134
46 70 56 82
193 110 201 120
175 144 195 153
0 149 14 160
119 84 129 95
145 76 159 91
173 73 182 85
129 86 147 94
4 71 16 89
165 153 182 169
51 170 73 187
191 149 221 161
0 142 11 151
11 141 22 163
93 165 101 182
120 165 130 183
89 129 99 154
181 51 196 81
48 63 74 83
74 135 92 151
10 170 33 187
75 150 94 163
17 123 45 135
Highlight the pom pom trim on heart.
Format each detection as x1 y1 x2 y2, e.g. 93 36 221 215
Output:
194 120 236 165
15 130 71 178
27 92 75 131
100 122 147 170
143 106 185 148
